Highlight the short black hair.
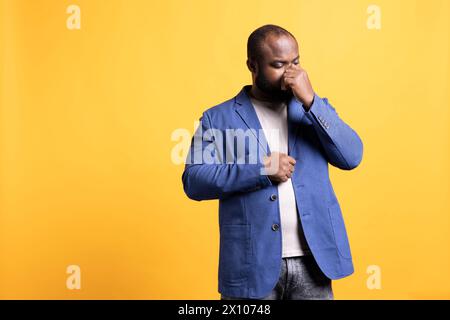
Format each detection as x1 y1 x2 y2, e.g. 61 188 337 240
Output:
247 24 296 63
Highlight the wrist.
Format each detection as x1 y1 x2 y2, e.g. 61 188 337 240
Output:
303 95 314 111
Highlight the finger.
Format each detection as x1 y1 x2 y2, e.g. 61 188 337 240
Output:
284 76 296 85
282 78 293 88
287 156 296 165
281 77 292 90
283 164 294 173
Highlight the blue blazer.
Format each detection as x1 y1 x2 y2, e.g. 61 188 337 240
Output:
182 85 363 299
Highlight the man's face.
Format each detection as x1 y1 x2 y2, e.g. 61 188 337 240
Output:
252 34 300 101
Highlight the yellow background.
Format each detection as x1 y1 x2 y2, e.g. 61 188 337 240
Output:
1 0 449 299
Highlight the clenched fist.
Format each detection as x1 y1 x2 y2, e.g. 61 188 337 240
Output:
263 152 296 183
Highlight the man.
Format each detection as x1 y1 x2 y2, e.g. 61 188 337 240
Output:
182 24 363 300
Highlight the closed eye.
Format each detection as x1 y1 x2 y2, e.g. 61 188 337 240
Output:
272 60 299 68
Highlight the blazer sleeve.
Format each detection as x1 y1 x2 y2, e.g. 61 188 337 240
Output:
292 94 364 170
181 111 272 201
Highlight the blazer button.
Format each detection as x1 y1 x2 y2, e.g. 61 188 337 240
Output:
270 194 277 201
271 223 280 231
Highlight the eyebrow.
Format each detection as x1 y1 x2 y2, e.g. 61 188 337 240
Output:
271 55 300 63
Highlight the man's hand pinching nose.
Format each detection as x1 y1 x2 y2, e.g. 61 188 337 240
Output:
281 64 315 110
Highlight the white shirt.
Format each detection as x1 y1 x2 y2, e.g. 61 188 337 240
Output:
250 96 310 257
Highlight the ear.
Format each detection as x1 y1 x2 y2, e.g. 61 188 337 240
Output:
246 59 257 73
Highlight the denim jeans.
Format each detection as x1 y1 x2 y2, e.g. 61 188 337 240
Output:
220 255 334 300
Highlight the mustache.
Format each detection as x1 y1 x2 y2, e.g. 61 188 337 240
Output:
260 85 292 101
256 74 292 100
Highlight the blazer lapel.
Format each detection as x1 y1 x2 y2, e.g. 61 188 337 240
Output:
287 97 302 156
233 85 271 156
233 85 310 158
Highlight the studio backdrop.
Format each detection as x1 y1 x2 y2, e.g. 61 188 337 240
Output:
0 0 449 299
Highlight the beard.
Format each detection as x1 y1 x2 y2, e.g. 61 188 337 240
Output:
255 70 293 102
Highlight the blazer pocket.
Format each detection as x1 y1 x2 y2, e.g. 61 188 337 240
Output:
219 224 251 283
328 203 352 259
